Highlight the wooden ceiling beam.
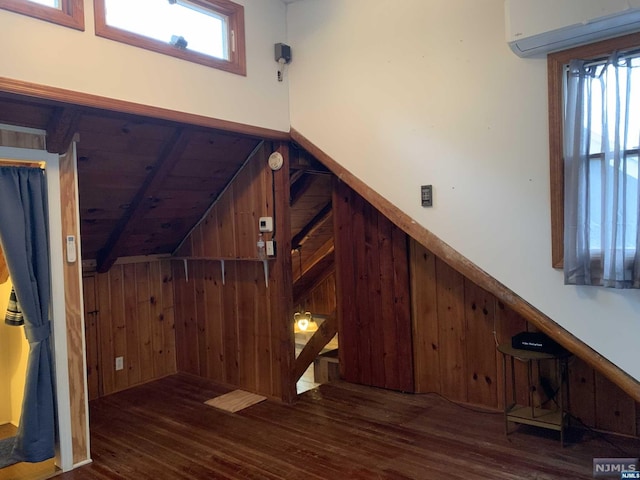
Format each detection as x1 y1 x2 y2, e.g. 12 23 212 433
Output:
291 200 332 250
293 312 337 382
96 128 191 273
289 169 305 186
290 147 330 175
292 247 335 303
293 237 334 283
293 237 335 302
46 106 81 154
290 172 315 206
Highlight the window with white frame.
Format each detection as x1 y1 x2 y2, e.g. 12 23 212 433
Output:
94 0 246 75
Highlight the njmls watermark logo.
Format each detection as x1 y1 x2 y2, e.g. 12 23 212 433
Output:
620 472 640 479
593 458 639 478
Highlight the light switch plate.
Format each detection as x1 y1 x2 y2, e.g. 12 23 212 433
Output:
421 185 433 207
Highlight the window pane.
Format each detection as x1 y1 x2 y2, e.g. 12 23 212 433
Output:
589 154 639 254
626 59 640 150
584 57 640 154
104 0 227 60
0 0 83 29
28 0 60 7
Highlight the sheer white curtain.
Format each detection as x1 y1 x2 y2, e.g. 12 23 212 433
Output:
564 54 640 288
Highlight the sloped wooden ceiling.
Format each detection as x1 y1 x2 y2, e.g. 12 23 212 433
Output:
0 92 260 272
289 147 334 302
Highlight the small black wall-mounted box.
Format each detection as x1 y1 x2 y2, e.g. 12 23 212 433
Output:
511 331 567 355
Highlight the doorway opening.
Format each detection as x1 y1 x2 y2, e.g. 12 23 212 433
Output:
0 140 76 476
289 148 339 395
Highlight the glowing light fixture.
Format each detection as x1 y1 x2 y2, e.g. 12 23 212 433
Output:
294 311 313 332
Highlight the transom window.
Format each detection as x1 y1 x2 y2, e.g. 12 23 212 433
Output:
94 0 246 75
0 0 84 30
29 0 58 6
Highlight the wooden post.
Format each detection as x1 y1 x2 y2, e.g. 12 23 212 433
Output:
269 141 295 403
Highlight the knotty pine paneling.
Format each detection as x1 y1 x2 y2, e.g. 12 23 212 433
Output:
83 275 100 401
464 281 497 407
410 238 639 437
594 372 637 437
296 270 336 317
435 257 467 402
333 180 413 392
85 259 176 397
568 358 596 427
410 242 439 393
172 143 294 400
494 301 530 409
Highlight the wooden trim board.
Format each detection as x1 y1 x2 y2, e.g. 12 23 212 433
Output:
0 77 289 141
290 128 640 403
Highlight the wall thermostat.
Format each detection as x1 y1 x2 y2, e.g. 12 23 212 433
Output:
259 216 273 233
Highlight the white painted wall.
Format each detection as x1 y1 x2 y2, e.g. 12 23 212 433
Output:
0 0 290 132
287 0 640 381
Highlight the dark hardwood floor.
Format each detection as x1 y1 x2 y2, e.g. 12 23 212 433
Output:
56 373 639 479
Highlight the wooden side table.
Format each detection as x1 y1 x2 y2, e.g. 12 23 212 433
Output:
497 343 571 446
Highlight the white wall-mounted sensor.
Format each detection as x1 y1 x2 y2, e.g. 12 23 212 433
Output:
259 217 273 233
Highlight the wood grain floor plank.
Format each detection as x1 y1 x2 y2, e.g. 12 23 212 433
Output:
57 373 640 480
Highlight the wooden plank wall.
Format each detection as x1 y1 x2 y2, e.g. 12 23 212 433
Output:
172 143 294 400
295 270 336 317
333 180 414 393
410 239 639 437
83 259 176 398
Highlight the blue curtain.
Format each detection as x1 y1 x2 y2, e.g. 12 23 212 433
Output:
0 166 55 463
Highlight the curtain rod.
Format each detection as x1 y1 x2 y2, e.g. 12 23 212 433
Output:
572 48 640 69
0 159 45 169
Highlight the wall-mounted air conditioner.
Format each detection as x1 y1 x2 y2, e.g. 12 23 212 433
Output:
506 0 640 57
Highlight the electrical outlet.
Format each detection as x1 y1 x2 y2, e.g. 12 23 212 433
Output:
115 356 124 371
